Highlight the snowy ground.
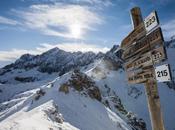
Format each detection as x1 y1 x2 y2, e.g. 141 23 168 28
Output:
0 70 131 130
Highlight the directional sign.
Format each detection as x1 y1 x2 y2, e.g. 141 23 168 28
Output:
125 51 152 71
127 68 154 84
155 64 171 82
122 27 164 60
144 11 159 33
151 46 167 63
121 23 146 49
122 8 168 85
125 46 166 71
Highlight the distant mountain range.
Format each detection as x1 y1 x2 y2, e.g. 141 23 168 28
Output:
1 47 104 75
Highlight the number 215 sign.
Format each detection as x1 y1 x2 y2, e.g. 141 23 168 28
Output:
155 64 172 82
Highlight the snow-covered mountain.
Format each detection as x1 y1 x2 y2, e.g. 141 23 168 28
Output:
0 48 104 84
0 41 175 130
0 70 131 130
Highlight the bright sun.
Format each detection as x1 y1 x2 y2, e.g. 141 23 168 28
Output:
70 24 82 39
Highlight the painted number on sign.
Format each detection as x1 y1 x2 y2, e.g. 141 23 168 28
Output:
155 64 171 82
145 15 155 28
152 52 162 61
144 11 159 33
157 70 168 77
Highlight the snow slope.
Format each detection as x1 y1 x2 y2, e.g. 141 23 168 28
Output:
0 71 130 130
86 43 175 130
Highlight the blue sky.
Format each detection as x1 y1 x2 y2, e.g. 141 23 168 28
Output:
0 0 175 67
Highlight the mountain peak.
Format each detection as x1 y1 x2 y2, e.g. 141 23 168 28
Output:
43 47 64 55
15 53 35 64
0 46 105 76
48 47 60 52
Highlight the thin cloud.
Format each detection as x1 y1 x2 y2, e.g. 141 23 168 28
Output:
21 0 114 7
0 16 19 25
0 49 38 62
76 0 114 7
11 3 103 39
0 43 109 62
162 18 175 39
38 43 110 53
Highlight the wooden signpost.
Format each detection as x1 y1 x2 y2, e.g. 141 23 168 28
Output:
122 27 164 60
121 7 168 130
127 68 154 84
121 23 146 49
125 46 166 71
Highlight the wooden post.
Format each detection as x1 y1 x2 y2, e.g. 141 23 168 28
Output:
144 79 165 130
130 7 143 29
130 7 165 130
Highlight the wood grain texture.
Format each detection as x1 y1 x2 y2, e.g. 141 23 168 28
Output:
124 46 166 71
127 68 154 84
144 80 165 130
130 7 143 29
121 23 146 49
122 27 164 60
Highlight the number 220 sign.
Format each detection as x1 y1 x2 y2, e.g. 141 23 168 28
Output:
155 64 172 82
144 11 159 33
